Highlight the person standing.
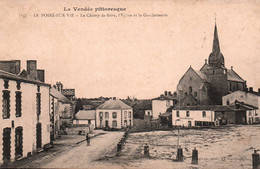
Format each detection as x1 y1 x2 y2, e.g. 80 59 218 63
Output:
86 133 90 146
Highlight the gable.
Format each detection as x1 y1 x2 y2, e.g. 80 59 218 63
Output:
178 67 206 88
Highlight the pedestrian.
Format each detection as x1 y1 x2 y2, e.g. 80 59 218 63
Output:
86 133 90 146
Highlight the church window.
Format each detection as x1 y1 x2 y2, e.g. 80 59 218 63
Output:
190 77 192 81
189 86 192 94
194 92 198 97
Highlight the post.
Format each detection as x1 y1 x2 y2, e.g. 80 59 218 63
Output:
144 144 149 157
176 147 183 162
252 150 260 169
191 148 198 164
117 143 122 155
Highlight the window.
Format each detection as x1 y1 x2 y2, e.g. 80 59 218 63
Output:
16 92 22 117
176 111 180 117
129 111 131 118
124 111 127 119
189 86 192 94
190 77 192 81
36 93 41 115
112 112 117 119
3 90 10 119
105 112 109 118
202 111 206 117
37 85 40 93
184 92 187 96
226 100 230 105
99 112 103 117
4 80 9 89
166 100 170 107
16 81 21 90
112 120 117 128
88 120 91 124
194 92 197 97
186 111 190 117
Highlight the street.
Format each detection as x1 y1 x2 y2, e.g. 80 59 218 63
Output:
41 131 123 168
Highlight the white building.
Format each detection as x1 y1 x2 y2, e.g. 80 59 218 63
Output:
172 106 217 127
96 98 133 129
0 60 51 164
222 89 260 123
50 87 71 141
152 93 177 119
73 110 96 128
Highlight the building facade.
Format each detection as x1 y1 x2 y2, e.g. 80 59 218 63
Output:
177 23 246 106
73 110 96 128
0 60 51 164
152 91 177 119
96 98 133 129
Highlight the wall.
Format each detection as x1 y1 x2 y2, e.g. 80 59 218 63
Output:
152 100 173 119
73 119 96 128
222 91 258 107
0 78 50 164
172 110 214 127
95 108 133 129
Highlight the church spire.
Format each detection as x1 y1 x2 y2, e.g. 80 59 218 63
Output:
212 22 220 53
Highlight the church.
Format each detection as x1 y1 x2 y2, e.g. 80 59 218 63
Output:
177 23 247 106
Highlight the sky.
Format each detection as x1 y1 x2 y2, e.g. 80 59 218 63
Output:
0 0 259 99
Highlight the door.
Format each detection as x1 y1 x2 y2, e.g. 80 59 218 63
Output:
188 121 192 127
105 120 109 128
36 123 42 149
3 128 11 163
15 127 23 158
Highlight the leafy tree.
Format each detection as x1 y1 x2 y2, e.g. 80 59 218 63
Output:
75 98 83 114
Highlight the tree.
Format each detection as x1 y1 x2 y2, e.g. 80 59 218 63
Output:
75 98 83 114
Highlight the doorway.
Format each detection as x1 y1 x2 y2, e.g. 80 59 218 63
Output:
3 128 11 163
15 127 23 158
36 123 42 149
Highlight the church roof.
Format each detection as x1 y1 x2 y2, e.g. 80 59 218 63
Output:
226 69 245 82
96 98 132 110
195 70 208 82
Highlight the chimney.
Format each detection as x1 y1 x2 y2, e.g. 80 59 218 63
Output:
164 91 167 96
14 60 21 74
168 91 172 96
249 87 253 93
231 66 233 70
27 60 37 79
53 85 56 89
113 97 116 100
56 82 63 91
37 69 45 82
258 88 260 94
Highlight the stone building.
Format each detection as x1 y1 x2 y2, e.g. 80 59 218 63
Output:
96 98 133 129
0 60 51 164
177 23 246 106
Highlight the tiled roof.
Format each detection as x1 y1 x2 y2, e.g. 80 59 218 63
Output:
159 112 172 117
0 70 50 86
173 105 233 111
226 69 245 82
152 95 177 101
195 70 208 82
75 110 95 120
50 88 71 104
96 98 132 110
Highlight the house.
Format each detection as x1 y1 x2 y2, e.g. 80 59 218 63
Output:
54 82 75 127
50 87 71 141
96 98 133 129
152 91 177 119
222 89 260 123
176 22 246 106
0 60 51 164
73 110 96 128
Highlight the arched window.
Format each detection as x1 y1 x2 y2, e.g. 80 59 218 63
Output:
105 112 109 118
227 100 230 105
112 112 117 119
99 112 103 117
189 86 192 94
194 92 198 97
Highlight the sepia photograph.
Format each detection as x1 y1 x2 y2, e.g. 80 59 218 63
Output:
0 0 259 168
